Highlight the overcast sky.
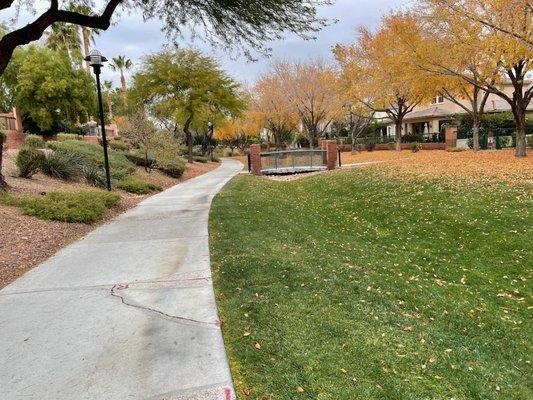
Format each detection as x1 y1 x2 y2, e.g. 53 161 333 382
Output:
4 0 408 87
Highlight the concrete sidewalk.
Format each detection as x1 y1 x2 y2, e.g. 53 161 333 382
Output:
0 159 242 400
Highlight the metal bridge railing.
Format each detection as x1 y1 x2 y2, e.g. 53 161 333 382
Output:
260 149 327 174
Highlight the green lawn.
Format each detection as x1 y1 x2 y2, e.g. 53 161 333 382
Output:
209 167 532 400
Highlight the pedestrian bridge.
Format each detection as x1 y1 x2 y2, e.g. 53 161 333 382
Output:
259 149 328 175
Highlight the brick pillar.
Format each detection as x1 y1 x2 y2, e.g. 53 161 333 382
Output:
444 127 457 150
326 140 337 170
12 108 23 133
250 144 262 176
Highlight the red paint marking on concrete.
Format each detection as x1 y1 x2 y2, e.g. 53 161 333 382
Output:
116 283 129 290
213 320 221 328
224 387 232 400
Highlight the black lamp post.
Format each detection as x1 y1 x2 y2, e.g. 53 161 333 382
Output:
85 49 112 191
207 121 214 161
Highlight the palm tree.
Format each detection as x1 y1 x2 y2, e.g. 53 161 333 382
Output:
103 80 114 120
45 22 82 63
68 4 100 71
110 55 133 92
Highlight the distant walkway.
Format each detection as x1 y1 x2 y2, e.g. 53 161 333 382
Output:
0 159 243 400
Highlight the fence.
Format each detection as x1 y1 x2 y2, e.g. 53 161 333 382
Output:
259 150 327 174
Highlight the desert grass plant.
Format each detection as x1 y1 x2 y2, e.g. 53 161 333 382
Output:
15 146 45 178
41 149 81 180
17 190 120 223
117 176 162 194
81 164 107 188
53 140 135 180
24 134 45 148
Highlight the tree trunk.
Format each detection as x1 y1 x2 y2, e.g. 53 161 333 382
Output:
82 27 91 71
184 116 194 163
515 110 527 157
0 137 6 189
472 117 480 151
395 121 403 152
120 71 127 92
144 148 149 173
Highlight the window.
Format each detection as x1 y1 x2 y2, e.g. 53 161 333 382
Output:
431 95 444 105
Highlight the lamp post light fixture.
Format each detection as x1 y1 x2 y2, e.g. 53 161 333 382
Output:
84 49 112 191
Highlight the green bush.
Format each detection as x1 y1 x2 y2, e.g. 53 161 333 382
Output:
109 140 130 151
53 140 135 180
365 141 376 152
212 156 221 163
15 147 45 178
117 177 162 194
18 190 120 223
46 141 60 151
125 152 157 170
193 156 208 163
410 142 422 153
57 133 80 141
81 164 107 188
25 134 45 148
41 149 80 180
158 159 186 178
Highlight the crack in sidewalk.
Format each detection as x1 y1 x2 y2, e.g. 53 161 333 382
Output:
110 284 221 330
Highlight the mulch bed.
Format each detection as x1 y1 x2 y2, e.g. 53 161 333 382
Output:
0 150 220 289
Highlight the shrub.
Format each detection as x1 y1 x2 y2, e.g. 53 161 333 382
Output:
41 149 80 180
53 140 135 180
15 147 45 178
125 152 157 170
212 156 221 163
527 135 533 148
158 159 186 178
410 142 422 153
57 133 80 141
82 164 107 188
18 190 120 223
446 147 466 152
25 134 45 148
117 177 162 194
365 141 376 152
46 141 60 151
193 156 208 163
109 140 130 151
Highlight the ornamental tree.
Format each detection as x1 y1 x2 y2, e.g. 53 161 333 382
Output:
334 14 437 151
252 74 299 148
419 0 532 156
130 49 245 163
271 59 343 148
14 45 96 132
0 0 329 77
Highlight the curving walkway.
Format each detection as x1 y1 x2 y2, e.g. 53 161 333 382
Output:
0 159 243 400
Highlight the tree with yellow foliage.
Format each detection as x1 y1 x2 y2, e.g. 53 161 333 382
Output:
272 59 344 148
418 0 532 156
428 0 532 47
334 14 437 151
390 10 499 151
252 74 299 148
215 111 261 154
